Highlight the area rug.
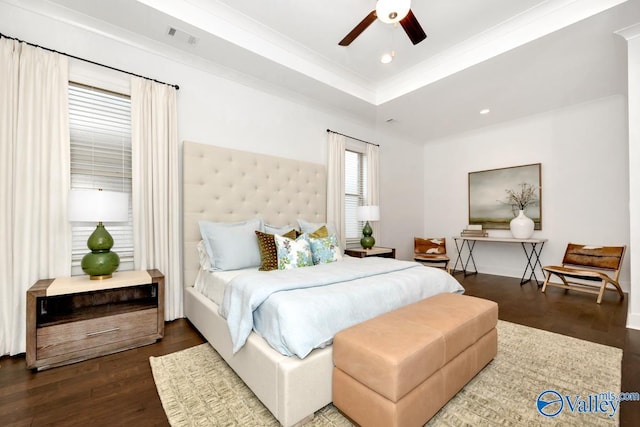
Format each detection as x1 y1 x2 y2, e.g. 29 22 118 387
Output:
150 321 622 426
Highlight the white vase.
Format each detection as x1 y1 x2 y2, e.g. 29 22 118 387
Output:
510 210 535 239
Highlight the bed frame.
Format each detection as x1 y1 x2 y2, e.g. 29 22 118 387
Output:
182 141 332 427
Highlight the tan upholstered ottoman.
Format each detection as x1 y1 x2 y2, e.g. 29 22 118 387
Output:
332 293 498 427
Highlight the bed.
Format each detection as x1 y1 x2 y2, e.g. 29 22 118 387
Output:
182 141 463 426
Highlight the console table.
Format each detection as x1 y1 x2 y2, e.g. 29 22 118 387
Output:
452 236 547 285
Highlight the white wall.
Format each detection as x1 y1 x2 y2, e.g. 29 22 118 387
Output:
621 27 640 329
378 130 426 260
423 95 631 291
0 1 425 264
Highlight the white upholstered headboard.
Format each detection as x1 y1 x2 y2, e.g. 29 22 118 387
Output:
182 141 327 287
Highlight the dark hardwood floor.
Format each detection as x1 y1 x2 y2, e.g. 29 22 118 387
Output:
0 318 205 427
1 273 638 426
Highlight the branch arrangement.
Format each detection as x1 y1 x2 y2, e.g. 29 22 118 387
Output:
503 183 539 211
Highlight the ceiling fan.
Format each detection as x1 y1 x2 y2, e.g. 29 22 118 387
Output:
339 0 427 46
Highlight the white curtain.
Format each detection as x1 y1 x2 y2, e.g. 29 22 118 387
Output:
131 77 181 320
366 143 380 241
327 132 346 248
0 39 71 355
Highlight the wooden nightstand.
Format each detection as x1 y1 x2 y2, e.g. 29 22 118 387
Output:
345 247 396 259
26 269 164 370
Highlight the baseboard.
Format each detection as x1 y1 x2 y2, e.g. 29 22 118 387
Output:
627 312 640 330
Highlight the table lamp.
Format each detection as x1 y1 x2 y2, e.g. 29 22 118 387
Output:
68 189 129 280
356 205 380 249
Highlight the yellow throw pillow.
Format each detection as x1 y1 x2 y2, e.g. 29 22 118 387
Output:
309 225 329 239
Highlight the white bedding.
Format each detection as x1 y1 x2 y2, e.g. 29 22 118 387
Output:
194 266 257 305
219 257 465 358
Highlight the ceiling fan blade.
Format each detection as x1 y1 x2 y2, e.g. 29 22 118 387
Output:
339 10 377 46
400 9 427 45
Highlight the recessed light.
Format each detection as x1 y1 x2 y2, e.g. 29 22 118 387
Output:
380 50 396 64
480 108 491 115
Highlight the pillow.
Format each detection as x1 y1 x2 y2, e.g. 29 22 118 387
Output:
309 234 343 265
265 223 298 235
196 240 211 271
198 218 264 271
308 225 328 239
275 233 313 270
297 219 338 238
255 229 297 271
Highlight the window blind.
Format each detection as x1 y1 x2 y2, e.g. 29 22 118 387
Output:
69 83 134 271
345 149 368 246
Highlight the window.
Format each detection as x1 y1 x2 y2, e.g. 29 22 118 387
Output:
69 83 133 274
344 149 368 246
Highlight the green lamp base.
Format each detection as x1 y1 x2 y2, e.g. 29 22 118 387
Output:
81 250 120 280
360 221 376 249
82 222 120 280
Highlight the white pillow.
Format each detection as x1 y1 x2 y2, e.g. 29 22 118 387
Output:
265 223 298 235
196 240 211 271
275 233 313 270
198 218 264 271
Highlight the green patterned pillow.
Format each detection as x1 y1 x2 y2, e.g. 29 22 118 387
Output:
256 229 297 271
275 233 313 270
309 234 342 265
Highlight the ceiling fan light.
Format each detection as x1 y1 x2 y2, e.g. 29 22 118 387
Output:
376 0 411 24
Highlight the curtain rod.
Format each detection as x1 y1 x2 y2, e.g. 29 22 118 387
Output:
326 129 379 147
0 32 180 90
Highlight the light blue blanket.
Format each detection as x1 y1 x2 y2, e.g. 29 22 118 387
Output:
220 257 464 358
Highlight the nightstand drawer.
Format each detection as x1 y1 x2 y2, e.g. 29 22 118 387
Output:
37 309 158 359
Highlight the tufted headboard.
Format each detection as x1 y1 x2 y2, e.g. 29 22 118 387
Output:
182 141 327 287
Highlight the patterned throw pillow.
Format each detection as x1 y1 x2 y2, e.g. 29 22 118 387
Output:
309 234 342 265
255 229 297 271
275 234 313 270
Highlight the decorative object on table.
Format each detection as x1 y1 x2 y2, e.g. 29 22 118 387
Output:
503 182 539 239
460 224 488 237
509 210 535 239
356 205 380 249
68 189 129 279
468 163 541 230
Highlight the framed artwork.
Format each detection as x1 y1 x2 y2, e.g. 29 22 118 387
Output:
468 163 541 230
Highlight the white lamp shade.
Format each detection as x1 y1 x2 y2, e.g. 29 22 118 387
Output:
68 189 129 223
376 0 411 24
357 205 380 222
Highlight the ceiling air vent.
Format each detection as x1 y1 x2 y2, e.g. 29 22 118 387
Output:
166 26 198 46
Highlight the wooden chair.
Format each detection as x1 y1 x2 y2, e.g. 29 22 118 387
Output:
414 237 450 273
541 243 626 304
